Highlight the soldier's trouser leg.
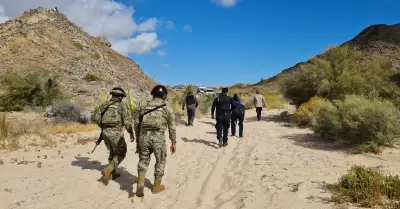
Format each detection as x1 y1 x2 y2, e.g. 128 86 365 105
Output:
153 137 167 179
136 136 152 197
152 134 167 194
108 137 127 171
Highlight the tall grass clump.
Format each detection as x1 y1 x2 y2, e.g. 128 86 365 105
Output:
0 71 64 111
326 165 400 208
313 95 400 151
0 113 21 150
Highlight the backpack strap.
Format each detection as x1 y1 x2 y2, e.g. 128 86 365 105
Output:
138 104 167 133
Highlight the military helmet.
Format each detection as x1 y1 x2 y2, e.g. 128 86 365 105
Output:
151 85 168 100
110 87 127 97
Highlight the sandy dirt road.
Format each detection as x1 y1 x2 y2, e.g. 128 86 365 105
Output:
1 109 400 209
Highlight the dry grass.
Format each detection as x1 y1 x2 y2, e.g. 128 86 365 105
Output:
46 123 98 134
0 113 22 150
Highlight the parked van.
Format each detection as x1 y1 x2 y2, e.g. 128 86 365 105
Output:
197 87 206 94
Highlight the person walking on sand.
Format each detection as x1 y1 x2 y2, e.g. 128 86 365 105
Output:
211 87 235 148
92 87 135 185
231 93 245 138
253 89 266 121
182 86 198 126
134 85 176 197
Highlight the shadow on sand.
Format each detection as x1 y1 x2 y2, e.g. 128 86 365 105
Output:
282 133 348 152
181 137 219 149
199 120 216 126
71 156 153 198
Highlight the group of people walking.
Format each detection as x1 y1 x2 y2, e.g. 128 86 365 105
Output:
182 86 266 148
92 85 176 198
91 85 266 199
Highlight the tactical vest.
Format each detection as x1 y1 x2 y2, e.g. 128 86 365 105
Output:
99 101 122 127
186 95 196 105
216 94 231 114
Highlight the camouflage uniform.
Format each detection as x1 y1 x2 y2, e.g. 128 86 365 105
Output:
92 97 134 180
134 98 176 179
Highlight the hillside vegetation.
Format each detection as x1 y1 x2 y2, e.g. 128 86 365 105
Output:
0 7 156 108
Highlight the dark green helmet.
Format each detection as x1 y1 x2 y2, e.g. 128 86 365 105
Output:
151 85 168 100
110 87 126 97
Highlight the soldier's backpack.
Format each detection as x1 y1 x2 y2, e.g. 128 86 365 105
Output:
99 101 122 126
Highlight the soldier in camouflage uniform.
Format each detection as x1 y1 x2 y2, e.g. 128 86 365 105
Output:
134 85 176 197
92 87 135 185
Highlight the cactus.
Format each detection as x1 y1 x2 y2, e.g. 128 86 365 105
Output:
93 90 108 111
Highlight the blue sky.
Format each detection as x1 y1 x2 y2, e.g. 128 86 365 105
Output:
122 0 399 87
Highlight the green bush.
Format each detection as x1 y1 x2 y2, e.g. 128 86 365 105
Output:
264 92 285 109
326 165 400 208
198 95 215 115
313 95 400 148
0 72 64 111
73 42 84 50
293 96 329 127
281 45 399 107
84 73 100 82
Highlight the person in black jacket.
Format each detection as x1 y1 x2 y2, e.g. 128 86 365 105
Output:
231 93 245 138
211 87 234 148
182 87 198 126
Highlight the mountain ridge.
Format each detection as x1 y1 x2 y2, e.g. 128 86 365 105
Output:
0 7 156 107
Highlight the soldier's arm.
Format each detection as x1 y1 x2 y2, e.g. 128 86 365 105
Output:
166 107 177 144
121 104 134 136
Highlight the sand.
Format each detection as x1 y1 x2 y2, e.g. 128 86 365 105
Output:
1 108 400 209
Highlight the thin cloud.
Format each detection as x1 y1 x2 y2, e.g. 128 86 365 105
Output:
183 25 192 32
157 50 167 57
212 0 238 7
160 64 171 68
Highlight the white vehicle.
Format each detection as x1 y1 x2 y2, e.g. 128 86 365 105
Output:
197 87 206 94
204 88 216 96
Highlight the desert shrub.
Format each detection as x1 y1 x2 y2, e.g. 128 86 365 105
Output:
313 95 400 148
326 165 400 208
73 42 84 50
0 71 64 111
243 96 255 110
51 100 82 123
198 95 215 115
83 73 100 82
281 45 399 107
293 96 329 127
0 113 21 150
92 53 101 59
264 92 285 109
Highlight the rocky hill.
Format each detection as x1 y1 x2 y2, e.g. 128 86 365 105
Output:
256 23 400 86
0 7 156 107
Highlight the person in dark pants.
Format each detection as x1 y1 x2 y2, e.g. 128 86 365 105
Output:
253 89 266 121
231 93 245 138
211 87 234 148
182 87 198 126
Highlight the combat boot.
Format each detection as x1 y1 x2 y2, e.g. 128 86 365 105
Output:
101 167 113 186
136 172 146 197
151 178 165 194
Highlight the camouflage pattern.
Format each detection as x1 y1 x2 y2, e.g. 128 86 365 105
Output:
134 98 176 179
92 97 134 171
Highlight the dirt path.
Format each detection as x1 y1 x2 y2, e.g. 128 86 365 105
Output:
2 109 400 209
